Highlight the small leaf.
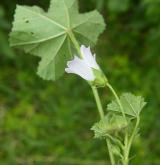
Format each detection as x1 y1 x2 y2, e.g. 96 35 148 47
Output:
9 0 106 81
107 93 147 118
91 113 128 139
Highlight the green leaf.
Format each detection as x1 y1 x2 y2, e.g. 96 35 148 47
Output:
107 93 147 118
9 0 106 80
91 113 128 139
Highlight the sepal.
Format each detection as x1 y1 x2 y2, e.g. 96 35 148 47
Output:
92 69 108 87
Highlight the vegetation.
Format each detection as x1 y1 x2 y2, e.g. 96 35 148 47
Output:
0 0 160 164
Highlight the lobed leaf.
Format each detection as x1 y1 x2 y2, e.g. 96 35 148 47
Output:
107 93 147 118
9 0 106 80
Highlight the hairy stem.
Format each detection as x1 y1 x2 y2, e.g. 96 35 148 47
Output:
106 83 130 165
69 31 140 165
91 86 104 119
128 117 140 151
106 139 116 165
91 86 115 165
68 31 115 165
106 83 126 120
123 133 129 165
68 30 82 56
122 117 140 165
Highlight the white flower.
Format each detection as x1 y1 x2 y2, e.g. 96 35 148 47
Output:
80 45 100 70
65 45 100 81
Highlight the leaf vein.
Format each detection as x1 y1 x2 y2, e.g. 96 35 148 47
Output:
11 32 65 46
22 6 67 30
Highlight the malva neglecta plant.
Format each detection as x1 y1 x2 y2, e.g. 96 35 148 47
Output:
9 0 147 164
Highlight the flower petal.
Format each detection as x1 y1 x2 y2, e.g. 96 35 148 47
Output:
65 56 95 81
80 45 100 70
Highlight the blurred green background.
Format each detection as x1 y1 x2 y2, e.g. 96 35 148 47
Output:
0 0 160 164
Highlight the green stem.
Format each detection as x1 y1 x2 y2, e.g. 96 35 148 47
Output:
68 28 140 165
68 31 115 165
107 140 116 165
124 117 140 164
128 117 140 150
123 133 129 165
91 86 115 165
68 30 82 57
106 83 130 165
91 86 104 119
68 31 105 119
107 82 140 165
106 83 126 120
